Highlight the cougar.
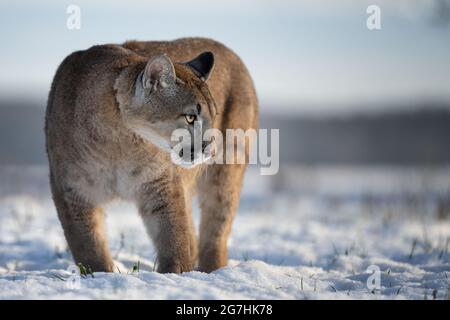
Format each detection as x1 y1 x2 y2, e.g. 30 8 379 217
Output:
45 38 258 273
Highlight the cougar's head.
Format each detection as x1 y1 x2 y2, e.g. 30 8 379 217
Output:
117 52 217 168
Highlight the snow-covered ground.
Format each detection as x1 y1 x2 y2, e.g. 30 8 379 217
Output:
0 165 449 299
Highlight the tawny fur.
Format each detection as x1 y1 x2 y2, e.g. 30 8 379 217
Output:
45 37 258 273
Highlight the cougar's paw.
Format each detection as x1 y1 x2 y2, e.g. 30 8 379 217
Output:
157 258 194 274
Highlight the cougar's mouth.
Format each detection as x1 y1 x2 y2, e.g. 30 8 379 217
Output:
171 140 216 168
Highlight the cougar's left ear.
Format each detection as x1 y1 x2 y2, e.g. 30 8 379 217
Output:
142 54 176 92
184 52 215 81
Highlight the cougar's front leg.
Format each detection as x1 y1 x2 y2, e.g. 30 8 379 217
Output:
52 184 114 272
198 164 246 272
138 175 193 273
184 193 199 268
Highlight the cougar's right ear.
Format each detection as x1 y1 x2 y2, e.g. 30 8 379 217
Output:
185 51 214 81
141 54 176 92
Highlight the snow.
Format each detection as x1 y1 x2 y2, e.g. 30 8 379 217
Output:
0 165 449 299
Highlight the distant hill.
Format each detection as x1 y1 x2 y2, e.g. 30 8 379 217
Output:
1 100 450 165
0 100 46 165
260 108 450 165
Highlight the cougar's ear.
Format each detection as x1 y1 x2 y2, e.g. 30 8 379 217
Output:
142 54 176 91
184 51 214 81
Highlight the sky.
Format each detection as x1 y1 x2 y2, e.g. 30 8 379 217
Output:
0 0 449 114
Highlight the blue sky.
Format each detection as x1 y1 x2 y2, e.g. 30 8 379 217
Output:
0 0 449 114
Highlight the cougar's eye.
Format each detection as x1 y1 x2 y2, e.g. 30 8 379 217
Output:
185 114 197 124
